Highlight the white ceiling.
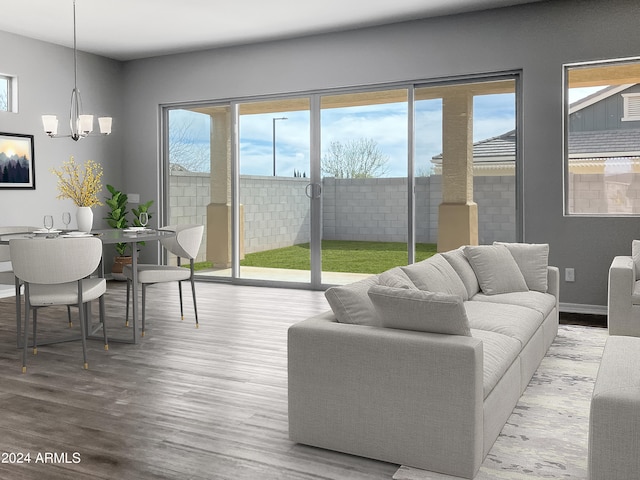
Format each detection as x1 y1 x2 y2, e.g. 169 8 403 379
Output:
0 0 546 61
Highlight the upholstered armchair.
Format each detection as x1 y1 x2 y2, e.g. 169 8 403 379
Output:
608 240 640 336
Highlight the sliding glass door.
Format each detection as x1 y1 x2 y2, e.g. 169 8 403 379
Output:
236 98 312 284
163 73 520 288
319 89 409 284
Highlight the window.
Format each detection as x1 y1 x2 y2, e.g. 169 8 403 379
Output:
622 93 640 121
565 59 640 215
0 74 16 113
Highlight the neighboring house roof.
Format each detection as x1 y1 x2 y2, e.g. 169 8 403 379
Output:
431 130 515 164
569 129 640 156
432 84 640 165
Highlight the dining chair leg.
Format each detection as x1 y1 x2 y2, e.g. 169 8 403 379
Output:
15 278 22 348
99 295 108 351
77 303 88 370
125 279 130 327
141 284 147 337
190 268 198 329
22 284 30 373
67 305 73 327
178 280 184 321
32 308 38 355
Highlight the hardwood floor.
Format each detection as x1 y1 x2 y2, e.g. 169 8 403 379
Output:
0 281 398 480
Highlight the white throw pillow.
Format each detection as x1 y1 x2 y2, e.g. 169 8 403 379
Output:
367 284 471 336
494 242 549 292
401 253 468 300
324 275 381 326
463 245 529 295
441 247 481 298
379 267 417 289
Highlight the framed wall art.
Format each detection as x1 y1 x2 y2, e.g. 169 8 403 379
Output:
0 132 35 189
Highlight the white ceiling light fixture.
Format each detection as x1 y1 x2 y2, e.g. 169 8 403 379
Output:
41 0 112 141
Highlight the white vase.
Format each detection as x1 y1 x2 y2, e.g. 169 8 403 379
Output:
76 206 94 232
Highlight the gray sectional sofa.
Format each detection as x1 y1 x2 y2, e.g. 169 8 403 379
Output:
607 239 640 337
288 243 559 479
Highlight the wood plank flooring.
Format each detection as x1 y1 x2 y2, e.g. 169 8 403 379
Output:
0 281 398 480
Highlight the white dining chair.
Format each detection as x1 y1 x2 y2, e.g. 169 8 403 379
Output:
10 237 109 372
0 226 38 345
123 224 204 336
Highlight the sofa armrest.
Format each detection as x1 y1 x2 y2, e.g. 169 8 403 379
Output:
608 256 636 336
288 311 484 478
547 266 560 315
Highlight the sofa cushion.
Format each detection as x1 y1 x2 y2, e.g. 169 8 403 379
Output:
401 254 468 300
464 301 543 348
471 291 557 318
368 285 471 336
464 245 529 295
471 328 521 399
441 247 481 298
494 242 549 292
633 240 640 281
379 267 417 290
324 275 381 326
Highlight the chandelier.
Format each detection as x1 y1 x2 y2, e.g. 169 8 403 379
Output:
41 0 112 141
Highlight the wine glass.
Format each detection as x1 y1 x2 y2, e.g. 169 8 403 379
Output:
43 215 54 233
139 212 149 228
62 212 71 231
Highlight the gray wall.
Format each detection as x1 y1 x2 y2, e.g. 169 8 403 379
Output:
120 0 640 309
0 30 123 230
3 0 640 308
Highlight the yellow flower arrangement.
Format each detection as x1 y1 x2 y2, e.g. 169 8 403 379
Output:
51 156 104 207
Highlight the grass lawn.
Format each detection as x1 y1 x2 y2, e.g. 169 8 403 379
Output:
239 240 438 274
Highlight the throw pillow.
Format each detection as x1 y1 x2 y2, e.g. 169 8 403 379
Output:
379 267 417 289
463 244 529 295
633 240 640 281
441 247 481 298
494 242 549 292
324 275 381 326
367 284 471 336
401 253 469 300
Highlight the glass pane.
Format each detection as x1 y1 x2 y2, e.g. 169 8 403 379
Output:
167 106 224 276
473 88 516 243
415 79 517 248
237 98 311 283
566 61 640 215
320 89 409 284
0 77 8 112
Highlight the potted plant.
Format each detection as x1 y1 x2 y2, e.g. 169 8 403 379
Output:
104 185 130 280
104 184 154 280
50 156 103 232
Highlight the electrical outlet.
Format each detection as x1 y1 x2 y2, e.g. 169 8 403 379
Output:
128 193 140 204
565 268 575 282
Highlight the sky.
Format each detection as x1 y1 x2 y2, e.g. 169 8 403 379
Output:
169 86 605 177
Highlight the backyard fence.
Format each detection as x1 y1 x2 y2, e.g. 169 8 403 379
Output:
169 171 519 261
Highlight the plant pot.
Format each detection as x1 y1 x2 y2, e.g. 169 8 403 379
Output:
112 255 132 281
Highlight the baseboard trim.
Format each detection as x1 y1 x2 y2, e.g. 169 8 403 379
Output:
560 302 607 316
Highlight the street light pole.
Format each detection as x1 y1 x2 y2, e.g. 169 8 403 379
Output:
272 116 287 176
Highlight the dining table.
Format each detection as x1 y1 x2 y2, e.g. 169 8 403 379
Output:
0 227 177 345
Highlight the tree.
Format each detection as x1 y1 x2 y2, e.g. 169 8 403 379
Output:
322 138 389 178
169 114 211 172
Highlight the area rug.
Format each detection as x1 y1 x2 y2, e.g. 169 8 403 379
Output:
393 324 608 480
